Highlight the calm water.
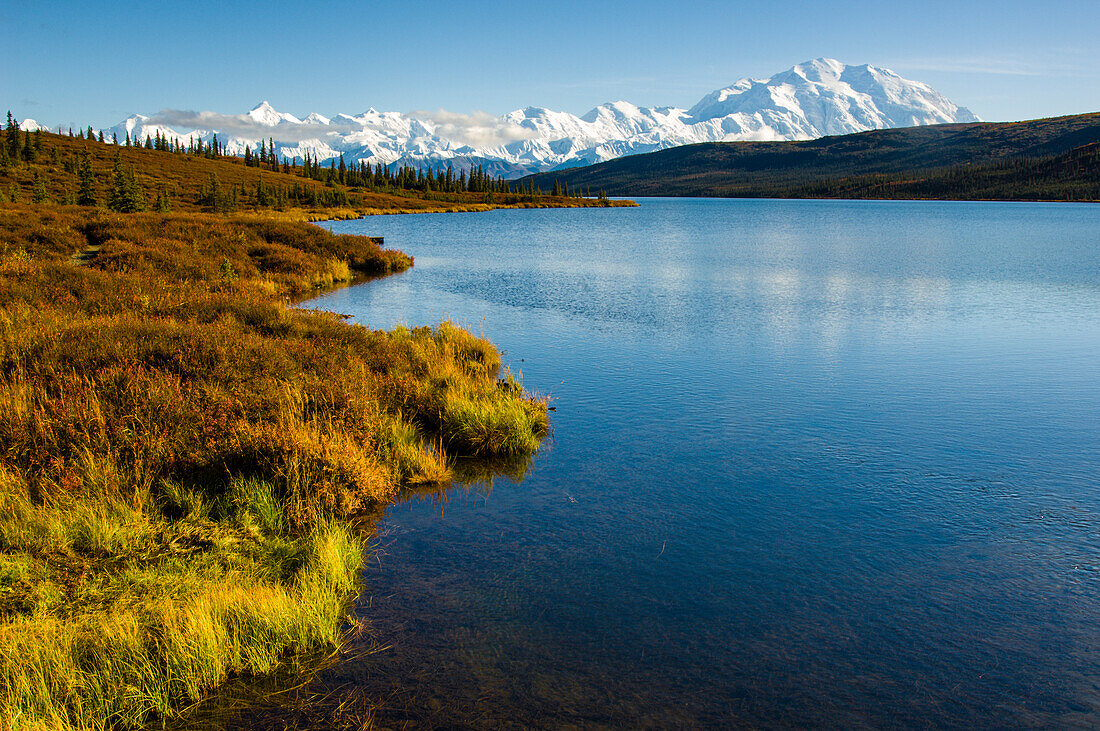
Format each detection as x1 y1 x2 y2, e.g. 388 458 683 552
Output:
310 199 1100 728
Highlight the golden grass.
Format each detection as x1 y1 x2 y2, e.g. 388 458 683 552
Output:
0 202 549 728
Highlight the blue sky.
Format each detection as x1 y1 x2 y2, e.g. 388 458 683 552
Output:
2 0 1097 128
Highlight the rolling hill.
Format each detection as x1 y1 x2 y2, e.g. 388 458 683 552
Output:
522 112 1100 201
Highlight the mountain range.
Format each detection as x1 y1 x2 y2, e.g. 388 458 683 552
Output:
33 58 981 179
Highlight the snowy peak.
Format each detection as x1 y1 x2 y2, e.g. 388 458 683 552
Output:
688 58 978 135
99 59 979 177
247 101 300 126
791 56 848 82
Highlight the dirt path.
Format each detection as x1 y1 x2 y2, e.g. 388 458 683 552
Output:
70 244 101 263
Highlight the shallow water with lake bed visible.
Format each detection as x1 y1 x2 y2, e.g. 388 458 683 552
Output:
308 198 1100 727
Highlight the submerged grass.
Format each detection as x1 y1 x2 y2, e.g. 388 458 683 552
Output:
0 203 549 728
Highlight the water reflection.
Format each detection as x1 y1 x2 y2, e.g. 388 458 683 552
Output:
308 199 1100 727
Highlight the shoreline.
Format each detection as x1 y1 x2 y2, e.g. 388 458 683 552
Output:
0 203 552 729
596 193 1099 204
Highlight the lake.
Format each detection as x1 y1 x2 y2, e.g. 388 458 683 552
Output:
308 198 1100 727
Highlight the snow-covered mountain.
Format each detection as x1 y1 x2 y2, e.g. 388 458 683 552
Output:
100 59 979 178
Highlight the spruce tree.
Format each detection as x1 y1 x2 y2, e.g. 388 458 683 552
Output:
6 112 20 159
31 172 50 203
256 175 269 206
107 154 126 210
201 173 221 211
76 153 98 206
107 153 145 212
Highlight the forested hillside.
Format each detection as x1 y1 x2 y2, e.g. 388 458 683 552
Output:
0 113 627 217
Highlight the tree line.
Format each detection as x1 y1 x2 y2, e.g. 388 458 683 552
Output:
3 110 592 212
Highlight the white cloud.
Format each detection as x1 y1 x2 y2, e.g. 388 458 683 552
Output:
410 110 538 148
142 107 537 149
144 109 347 142
893 54 1095 78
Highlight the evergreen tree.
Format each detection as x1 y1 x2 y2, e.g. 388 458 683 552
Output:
98 131 105 143
87 126 95 140
255 175 270 206
31 172 50 203
22 130 35 162
76 153 98 206
107 153 145 212
112 132 118 145
200 173 222 212
5 112 20 159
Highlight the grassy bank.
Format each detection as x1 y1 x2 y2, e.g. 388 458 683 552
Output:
0 203 548 728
